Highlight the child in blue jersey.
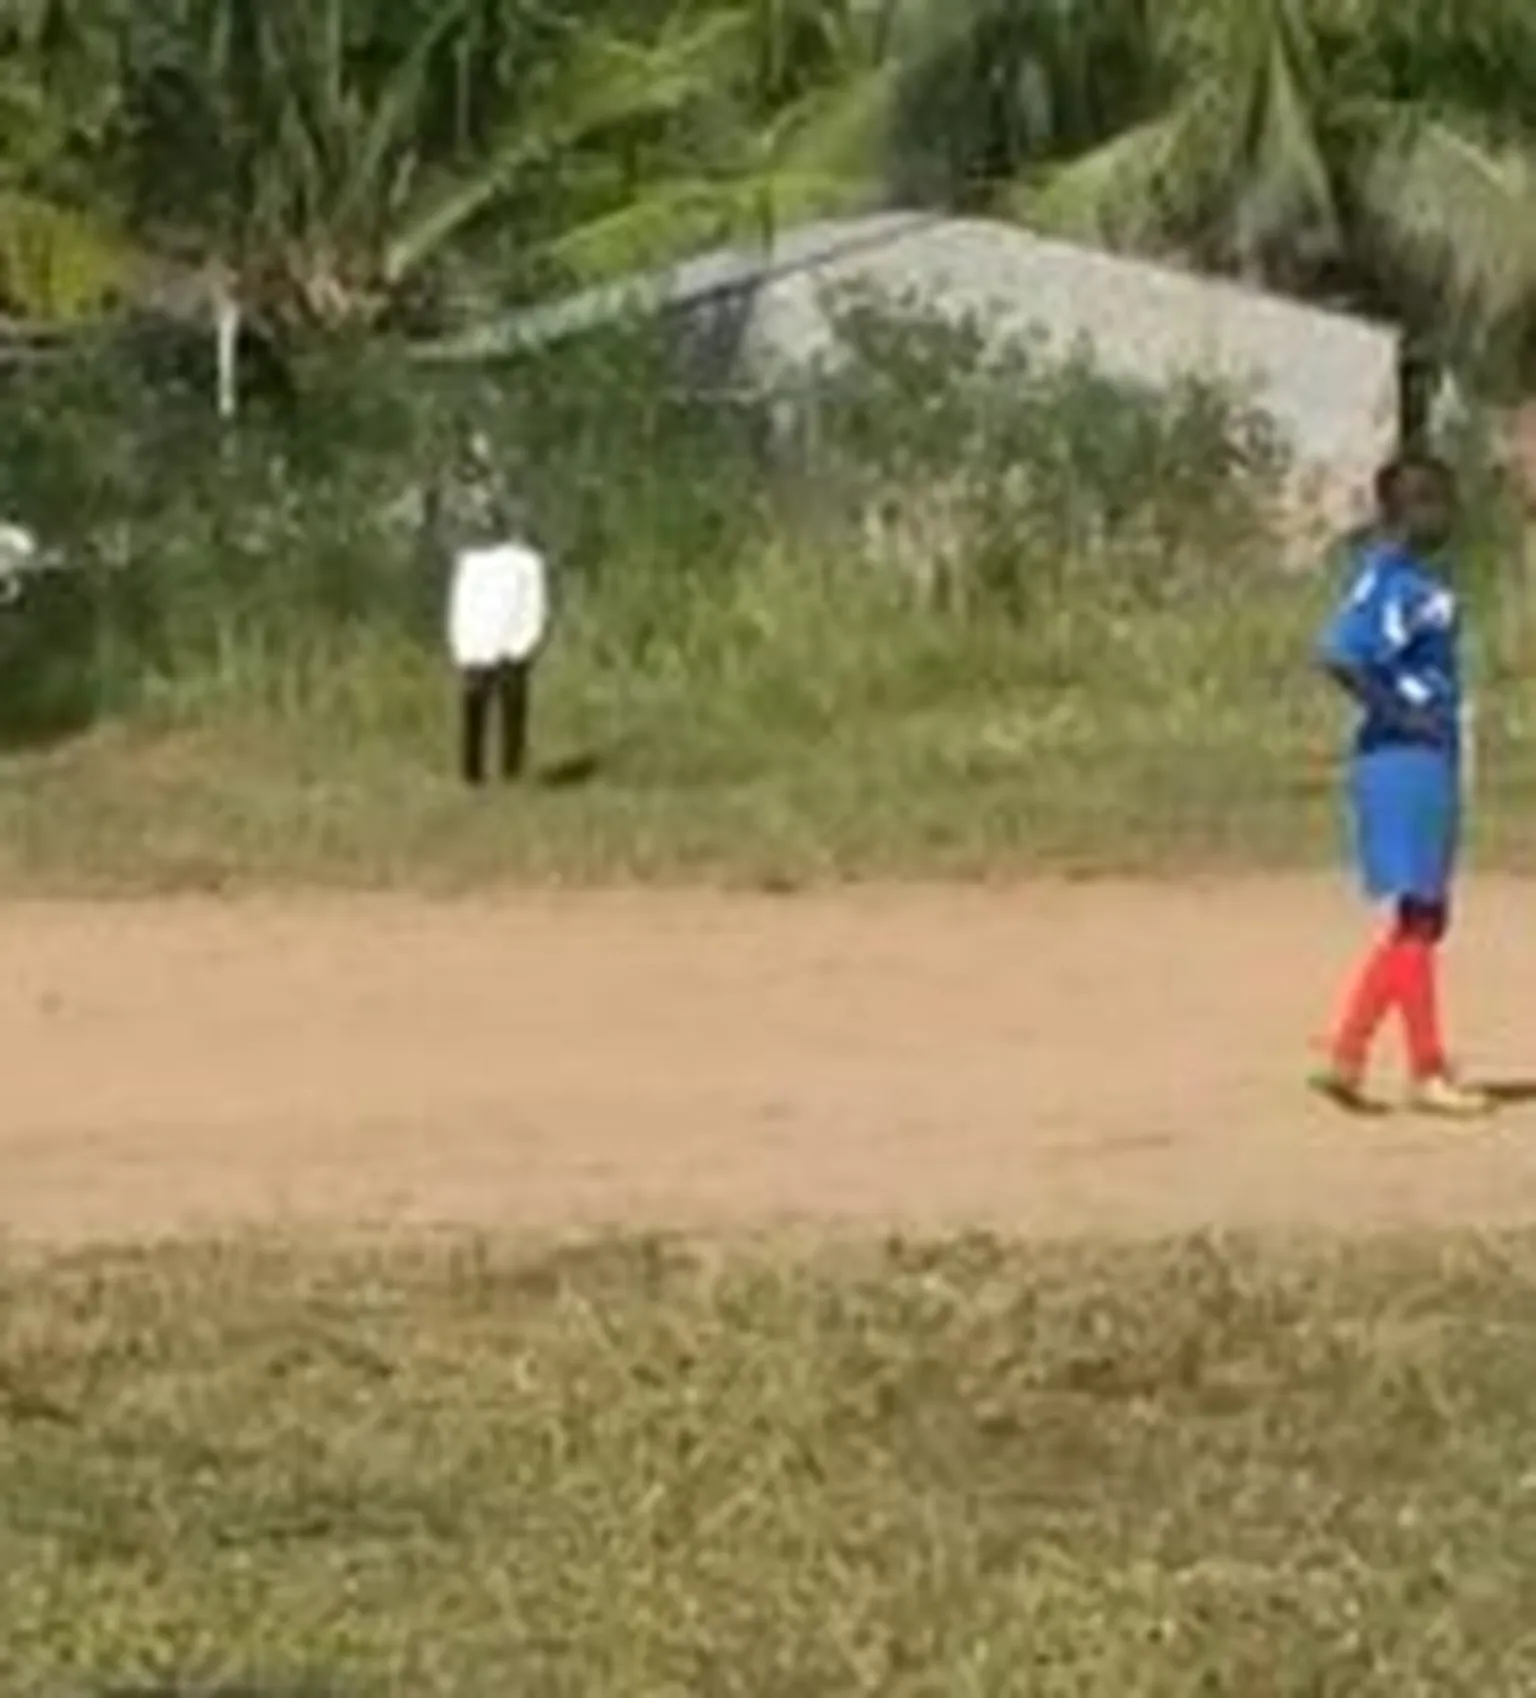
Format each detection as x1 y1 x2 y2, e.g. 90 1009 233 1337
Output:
1311 453 1492 1117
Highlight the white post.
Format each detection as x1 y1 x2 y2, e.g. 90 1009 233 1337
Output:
213 269 241 422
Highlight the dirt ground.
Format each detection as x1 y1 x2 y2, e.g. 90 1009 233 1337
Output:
5 875 1536 1245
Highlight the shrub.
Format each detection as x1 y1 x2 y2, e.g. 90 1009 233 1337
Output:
0 299 1291 746
801 284 1290 615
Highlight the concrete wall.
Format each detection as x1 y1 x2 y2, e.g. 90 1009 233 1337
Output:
737 215 1400 541
423 211 1406 549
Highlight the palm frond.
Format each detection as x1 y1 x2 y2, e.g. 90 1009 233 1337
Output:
1232 0 1339 256
539 177 739 280
1002 109 1200 248
335 0 467 238
1361 104 1536 332
534 56 892 285
384 9 753 286
763 59 894 171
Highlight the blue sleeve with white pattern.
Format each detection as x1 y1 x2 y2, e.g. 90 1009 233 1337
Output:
1320 561 1416 674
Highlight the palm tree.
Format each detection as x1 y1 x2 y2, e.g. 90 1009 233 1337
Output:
1001 0 1536 353
882 0 1157 207
117 0 756 340
1350 0 1536 349
510 0 912 286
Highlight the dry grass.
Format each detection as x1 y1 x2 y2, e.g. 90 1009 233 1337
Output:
6 1230 1536 1695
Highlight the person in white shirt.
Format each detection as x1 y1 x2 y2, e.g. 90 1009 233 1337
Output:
446 494 549 785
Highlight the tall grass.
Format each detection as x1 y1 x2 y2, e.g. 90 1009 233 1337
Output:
0 299 1529 890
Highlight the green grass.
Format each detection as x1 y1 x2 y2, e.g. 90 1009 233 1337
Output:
0 563 1511 895
5 301 1533 895
4 545 1535 894
7 1230 1536 1694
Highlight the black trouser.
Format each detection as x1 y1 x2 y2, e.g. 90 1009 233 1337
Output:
460 661 530 785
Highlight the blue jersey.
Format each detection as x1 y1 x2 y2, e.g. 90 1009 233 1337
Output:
1319 540 1463 756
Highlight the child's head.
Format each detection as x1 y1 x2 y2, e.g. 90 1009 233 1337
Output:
1375 451 1456 553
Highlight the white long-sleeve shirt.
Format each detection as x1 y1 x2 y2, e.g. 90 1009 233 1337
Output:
447 540 549 669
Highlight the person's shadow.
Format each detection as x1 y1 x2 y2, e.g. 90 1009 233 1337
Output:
536 751 605 790
1480 1079 1536 1108
536 734 649 791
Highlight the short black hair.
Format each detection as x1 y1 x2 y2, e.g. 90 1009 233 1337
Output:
1375 450 1453 515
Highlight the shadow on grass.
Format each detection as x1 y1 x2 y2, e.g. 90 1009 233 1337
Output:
536 749 606 790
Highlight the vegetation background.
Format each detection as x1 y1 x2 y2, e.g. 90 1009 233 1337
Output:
6 10 1536 1694
1 0 1536 891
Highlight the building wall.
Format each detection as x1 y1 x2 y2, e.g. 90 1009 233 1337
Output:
737 215 1401 545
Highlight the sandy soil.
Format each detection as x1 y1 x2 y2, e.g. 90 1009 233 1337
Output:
4 876 1536 1244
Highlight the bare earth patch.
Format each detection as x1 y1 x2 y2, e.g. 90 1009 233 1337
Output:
5 875 1536 1244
